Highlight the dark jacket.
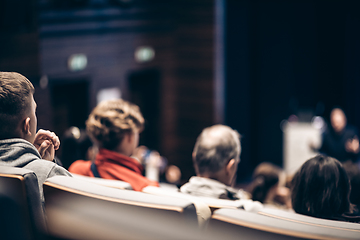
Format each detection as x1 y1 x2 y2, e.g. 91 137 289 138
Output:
319 126 359 163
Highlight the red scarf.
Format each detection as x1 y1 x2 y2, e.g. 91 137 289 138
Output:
94 149 159 191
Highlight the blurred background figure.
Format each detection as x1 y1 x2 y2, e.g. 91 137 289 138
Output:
247 162 291 210
343 162 360 208
132 146 165 182
59 126 96 170
314 108 360 164
164 165 182 186
132 145 182 187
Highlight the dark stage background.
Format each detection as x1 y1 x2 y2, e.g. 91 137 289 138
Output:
226 0 360 182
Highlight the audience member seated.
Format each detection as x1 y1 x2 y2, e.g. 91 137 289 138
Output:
247 162 291 209
133 145 182 186
163 164 182 187
291 154 360 223
69 99 159 191
0 72 72 202
180 124 249 200
343 161 360 208
60 126 96 170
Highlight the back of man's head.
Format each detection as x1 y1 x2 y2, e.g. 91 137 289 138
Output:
193 124 241 176
0 72 34 140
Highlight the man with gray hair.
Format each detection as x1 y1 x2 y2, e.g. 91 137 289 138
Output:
180 124 249 200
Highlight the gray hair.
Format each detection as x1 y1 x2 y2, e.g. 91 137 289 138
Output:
193 124 241 174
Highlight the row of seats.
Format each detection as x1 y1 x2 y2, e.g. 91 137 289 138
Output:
1 166 359 240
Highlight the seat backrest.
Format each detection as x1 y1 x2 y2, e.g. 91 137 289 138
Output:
43 176 199 240
0 192 30 240
143 186 262 213
208 208 360 240
143 186 212 227
259 207 360 231
72 173 133 190
0 166 46 240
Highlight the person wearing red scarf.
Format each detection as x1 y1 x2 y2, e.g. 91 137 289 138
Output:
69 99 159 191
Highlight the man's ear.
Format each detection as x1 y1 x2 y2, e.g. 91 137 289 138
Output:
23 117 31 135
193 163 200 175
192 152 200 175
226 159 236 175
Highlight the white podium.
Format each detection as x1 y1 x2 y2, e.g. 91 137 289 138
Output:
283 122 322 176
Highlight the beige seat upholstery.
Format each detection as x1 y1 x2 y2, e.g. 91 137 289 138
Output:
208 208 360 240
143 186 212 227
43 176 201 240
0 166 47 240
72 173 133 190
259 207 360 231
143 186 262 213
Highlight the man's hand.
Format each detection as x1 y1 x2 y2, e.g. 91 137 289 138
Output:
33 129 60 161
345 137 360 154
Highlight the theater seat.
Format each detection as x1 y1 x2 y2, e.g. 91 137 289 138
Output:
259 207 360 231
208 208 360 240
72 173 132 190
142 186 212 227
0 193 30 240
0 166 47 240
43 176 201 240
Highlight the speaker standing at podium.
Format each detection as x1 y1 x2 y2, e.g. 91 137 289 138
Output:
314 108 359 164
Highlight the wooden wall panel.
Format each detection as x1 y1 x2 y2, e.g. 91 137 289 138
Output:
171 0 215 179
36 0 215 182
0 33 40 79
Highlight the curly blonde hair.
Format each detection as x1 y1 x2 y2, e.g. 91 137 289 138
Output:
86 99 144 150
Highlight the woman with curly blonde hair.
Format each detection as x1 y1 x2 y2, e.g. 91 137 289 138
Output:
69 99 159 191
